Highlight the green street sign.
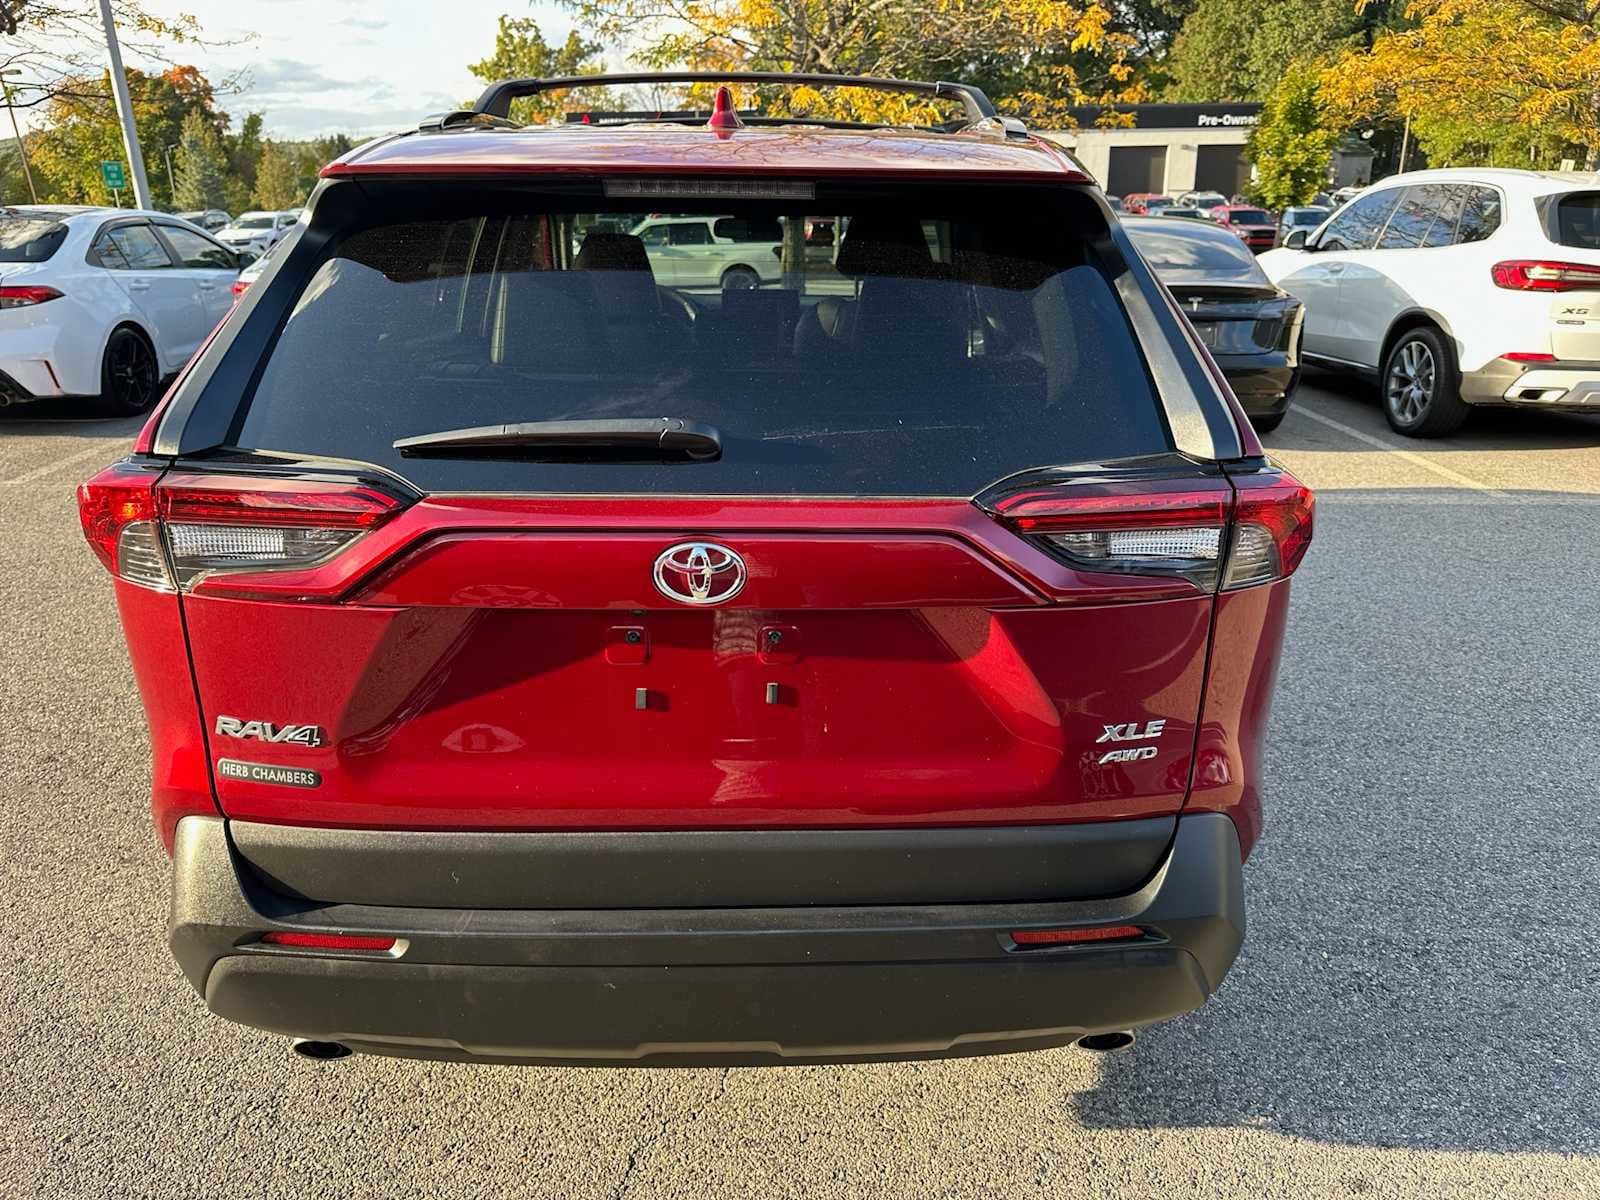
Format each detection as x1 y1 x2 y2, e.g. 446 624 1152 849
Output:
101 160 127 190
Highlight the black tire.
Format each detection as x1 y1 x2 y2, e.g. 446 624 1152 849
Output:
720 265 760 291
1381 326 1469 437
100 327 160 416
1250 410 1286 434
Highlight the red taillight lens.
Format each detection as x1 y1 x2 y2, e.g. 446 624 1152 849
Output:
1011 925 1145 946
78 464 408 592
1500 352 1557 363
1225 473 1314 589
76 461 169 589
987 471 1312 593
258 931 397 952
230 278 249 297
0 285 64 308
1490 260 1600 292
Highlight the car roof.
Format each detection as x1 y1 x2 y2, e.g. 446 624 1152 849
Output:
1120 214 1241 241
1364 167 1600 196
321 125 1090 183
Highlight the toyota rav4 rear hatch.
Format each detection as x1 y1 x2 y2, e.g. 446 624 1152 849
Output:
100 172 1308 834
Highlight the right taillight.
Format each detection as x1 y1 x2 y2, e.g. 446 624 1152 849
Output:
988 470 1313 593
1490 260 1600 292
78 463 408 593
0 285 64 308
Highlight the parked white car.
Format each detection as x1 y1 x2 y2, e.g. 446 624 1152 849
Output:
630 214 783 289
1259 168 1600 436
216 209 298 256
0 205 245 414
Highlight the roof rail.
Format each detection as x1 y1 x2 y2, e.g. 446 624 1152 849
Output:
471 71 1001 128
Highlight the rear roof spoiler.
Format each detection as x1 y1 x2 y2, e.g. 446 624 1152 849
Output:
470 71 1001 128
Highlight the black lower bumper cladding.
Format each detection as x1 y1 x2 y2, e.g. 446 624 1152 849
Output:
170 813 1245 1066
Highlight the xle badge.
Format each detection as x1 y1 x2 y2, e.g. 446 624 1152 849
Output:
214 715 325 748
1095 719 1167 765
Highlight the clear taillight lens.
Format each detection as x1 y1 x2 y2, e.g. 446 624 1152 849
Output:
988 471 1312 593
78 464 407 593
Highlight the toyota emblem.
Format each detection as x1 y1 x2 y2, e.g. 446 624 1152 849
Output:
652 542 747 606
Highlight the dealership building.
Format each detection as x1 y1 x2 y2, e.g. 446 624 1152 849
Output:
1038 103 1264 198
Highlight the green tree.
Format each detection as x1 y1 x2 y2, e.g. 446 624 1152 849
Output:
468 16 606 124
1165 0 1401 101
251 139 302 210
28 64 229 207
1246 62 1342 208
172 108 226 210
223 111 263 213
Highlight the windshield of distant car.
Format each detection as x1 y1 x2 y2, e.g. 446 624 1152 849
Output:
1126 221 1271 286
1227 209 1272 225
235 216 275 230
0 216 69 262
1286 208 1330 227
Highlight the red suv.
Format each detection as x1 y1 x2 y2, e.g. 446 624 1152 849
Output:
78 73 1312 1066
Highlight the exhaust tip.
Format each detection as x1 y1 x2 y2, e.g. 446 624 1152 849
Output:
292 1038 353 1061
1075 1030 1136 1053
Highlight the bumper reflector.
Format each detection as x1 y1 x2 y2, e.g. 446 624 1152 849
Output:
1010 925 1144 947
258 932 397 952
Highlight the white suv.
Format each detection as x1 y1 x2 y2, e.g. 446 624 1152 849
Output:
630 215 784 289
1258 168 1600 436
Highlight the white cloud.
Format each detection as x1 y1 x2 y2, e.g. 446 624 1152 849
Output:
118 0 579 139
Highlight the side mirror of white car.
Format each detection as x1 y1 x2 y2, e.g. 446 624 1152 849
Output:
1284 229 1309 250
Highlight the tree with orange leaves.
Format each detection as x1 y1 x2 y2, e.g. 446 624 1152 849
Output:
553 0 1151 125
1321 0 1600 167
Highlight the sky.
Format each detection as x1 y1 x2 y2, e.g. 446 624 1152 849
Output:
118 0 583 140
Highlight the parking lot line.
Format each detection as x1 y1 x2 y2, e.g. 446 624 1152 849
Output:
0 442 121 487
1288 404 1509 497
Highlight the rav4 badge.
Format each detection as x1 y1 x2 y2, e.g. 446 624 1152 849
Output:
214 715 325 748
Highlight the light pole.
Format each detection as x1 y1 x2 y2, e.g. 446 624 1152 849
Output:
96 0 153 209
0 69 38 204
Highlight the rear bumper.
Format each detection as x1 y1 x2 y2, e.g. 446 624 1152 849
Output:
1460 359 1600 408
169 813 1245 1065
1213 352 1297 415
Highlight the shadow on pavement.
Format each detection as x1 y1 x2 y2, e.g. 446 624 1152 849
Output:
1261 369 1600 453
1075 487 1599 1156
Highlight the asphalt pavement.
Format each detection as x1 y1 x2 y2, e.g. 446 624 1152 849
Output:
2 377 1598 1199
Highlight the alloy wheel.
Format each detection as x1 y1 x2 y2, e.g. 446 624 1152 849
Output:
1385 339 1435 425
108 333 158 412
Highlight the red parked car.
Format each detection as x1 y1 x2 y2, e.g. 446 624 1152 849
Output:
1122 192 1175 216
1210 204 1280 252
78 72 1312 1066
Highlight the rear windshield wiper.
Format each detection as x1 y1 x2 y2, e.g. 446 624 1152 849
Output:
393 418 722 461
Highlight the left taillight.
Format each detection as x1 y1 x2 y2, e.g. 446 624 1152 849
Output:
0 285 64 309
987 470 1313 593
78 463 407 593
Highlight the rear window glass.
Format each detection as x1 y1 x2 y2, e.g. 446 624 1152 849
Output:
1555 193 1600 249
1227 210 1271 225
0 217 68 263
1127 223 1265 279
232 186 1171 496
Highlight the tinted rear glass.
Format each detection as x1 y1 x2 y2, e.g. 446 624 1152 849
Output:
1555 193 1600 249
1126 222 1266 282
1227 210 1271 224
0 217 68 263
233 184 1170 496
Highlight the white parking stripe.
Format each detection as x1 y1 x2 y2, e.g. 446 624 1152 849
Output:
1288 404 1509 497
0 441 122 486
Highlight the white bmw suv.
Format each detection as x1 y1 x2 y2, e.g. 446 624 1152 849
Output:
1258 168 1600 436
